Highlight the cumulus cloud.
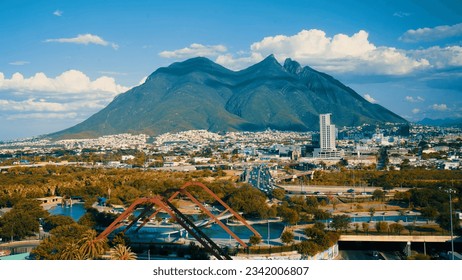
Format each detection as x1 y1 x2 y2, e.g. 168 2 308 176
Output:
159 43 227 59
409 46 462 68
431 104 448 111
0 99 67 112
45 34 119 50
412 108 421 114
363 94 377 103
0 70 130 124
160 28 462 76
0 70 129 95
405 96 425 103
210 29 429 74
0 98 105 113
400 23 462 43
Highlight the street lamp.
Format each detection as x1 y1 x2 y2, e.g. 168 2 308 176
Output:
441 187 456 260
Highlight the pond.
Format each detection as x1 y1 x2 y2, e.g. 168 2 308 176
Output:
201 222 286 239
48 203 86 221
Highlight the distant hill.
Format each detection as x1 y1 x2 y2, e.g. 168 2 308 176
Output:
418 118 462 127
50 55 407 139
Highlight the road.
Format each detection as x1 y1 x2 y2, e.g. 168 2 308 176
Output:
339 250 387 260
279 184 410 194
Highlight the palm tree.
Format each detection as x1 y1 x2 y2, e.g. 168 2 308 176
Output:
369 207 376 222
78 229 107 260
110 244 137 260
60 241 85 260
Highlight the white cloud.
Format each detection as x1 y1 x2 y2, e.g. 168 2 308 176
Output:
45 34 119 50
363 94 377 103
0 98 106 113
160 28 462 76
138 76 148 85
400 23 462 43
215 53 264 70
7 112 77 121
0 99 67 112
9 61 29 66
212 29 430 74
412 108 420 114
405 96 425 103
159 43 227 59
409 46 462 68
431 104 448 111
53 10 63 17
0 70 129 95
0 70 131 127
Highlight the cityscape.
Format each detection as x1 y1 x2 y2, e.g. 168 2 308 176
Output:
0 114 461 260
0 3 461 278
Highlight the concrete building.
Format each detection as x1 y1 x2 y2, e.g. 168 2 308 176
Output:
315 113 342 158
320 113 336 152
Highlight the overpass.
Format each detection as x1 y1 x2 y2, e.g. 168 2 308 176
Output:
339 235 455 243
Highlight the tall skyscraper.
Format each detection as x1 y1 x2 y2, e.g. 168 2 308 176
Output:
319 113 336 152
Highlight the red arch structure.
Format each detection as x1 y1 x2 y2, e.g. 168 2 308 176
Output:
97 182 261 259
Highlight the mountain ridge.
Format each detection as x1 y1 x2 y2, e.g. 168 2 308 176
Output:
49 55 407 139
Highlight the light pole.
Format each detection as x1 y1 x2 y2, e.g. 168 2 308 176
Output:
441 187 456 260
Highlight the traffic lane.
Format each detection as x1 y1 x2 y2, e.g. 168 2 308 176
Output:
339 250 385 260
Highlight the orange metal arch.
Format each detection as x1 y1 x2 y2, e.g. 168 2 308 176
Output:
98 181 261 249
176 181 261 238
137 181 261 239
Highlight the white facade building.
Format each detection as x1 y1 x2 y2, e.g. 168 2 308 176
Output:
320 113 336 152
315 113 342 159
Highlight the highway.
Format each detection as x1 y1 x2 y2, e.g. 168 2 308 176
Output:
278 184 410 194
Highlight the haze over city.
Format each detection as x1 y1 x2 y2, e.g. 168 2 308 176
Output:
1 0 462 140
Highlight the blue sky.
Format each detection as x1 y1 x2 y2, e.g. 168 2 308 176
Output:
1 0 462 140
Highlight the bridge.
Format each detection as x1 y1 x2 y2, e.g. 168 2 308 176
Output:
339 235 455 243
97 181 261 260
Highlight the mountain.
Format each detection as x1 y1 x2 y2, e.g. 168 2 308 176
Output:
50 55 407 139
418 118 462 127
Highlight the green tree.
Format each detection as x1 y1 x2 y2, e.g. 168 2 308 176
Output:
109 244 137 260
249 235 262 246
30 223 90 259
362 222 369 234
60 241 85 260
0 198 49 241
297 240 319 257
389 223 405 234
78 229 107 260
42 215 75 232
227 185 269 218
272 188 286 200
281 230 295 245
331 214 351 232
375 221 389 233
313 222 326 231
278 207 300 225
420 206 439 221
188 242 210 260
372 189 385 201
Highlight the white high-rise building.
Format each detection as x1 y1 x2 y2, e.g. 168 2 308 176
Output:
319 113 336 152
